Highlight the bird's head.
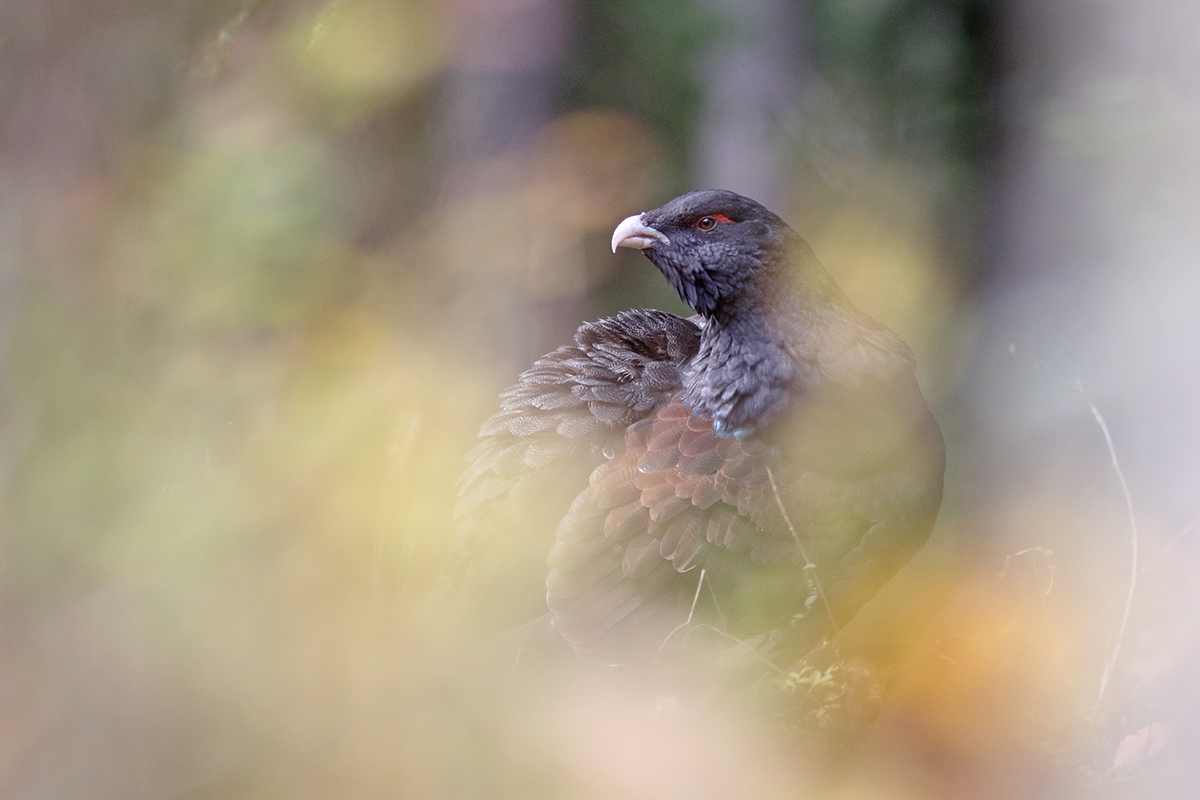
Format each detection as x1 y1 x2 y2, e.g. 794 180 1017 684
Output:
611 189 796 319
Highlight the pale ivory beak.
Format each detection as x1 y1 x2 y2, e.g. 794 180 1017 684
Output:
611 214 670 253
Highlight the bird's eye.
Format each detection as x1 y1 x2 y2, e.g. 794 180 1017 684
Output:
696 216 718 231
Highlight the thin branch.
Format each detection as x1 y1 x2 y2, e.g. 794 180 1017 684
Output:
1154 512 1200 562
682 623 787 675
1089 400 1138 715
653 568 788 674
766 464 838 631
656 568 708 662
998 546 1057 595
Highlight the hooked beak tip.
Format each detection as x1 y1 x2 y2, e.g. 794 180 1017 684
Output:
611 213 669 253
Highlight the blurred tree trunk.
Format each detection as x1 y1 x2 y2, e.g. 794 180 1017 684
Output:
0 0 200 355
694 0 809 210
429 0 576 372
974 0 1200 544
0 5 261 797
969 2 1200 790
439 0 570 179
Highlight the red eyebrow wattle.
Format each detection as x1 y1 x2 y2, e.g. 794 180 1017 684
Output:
711 214 733 224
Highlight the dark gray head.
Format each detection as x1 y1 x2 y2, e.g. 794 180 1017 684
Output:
611 190 797 319
612 190 809 437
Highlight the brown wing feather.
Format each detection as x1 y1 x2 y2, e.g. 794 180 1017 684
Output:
546 394 787 661
444 310 700 624
546 371 944 664
450 308 942 666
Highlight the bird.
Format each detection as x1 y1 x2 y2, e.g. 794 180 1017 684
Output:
450 189 945 667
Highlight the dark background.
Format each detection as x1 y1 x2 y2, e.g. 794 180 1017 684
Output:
1 0 1198 796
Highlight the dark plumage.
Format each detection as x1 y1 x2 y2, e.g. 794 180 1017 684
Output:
453 190 945 665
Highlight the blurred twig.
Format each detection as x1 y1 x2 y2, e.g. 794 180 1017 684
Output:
1007 344 1144 716
656 567 707 661
998 546 1057 595
1087 400 1138 717
767 464 838 632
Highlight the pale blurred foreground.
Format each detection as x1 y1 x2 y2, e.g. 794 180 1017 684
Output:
2 1 1199 798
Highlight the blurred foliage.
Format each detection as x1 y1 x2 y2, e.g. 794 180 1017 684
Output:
565 0 718 190
289 0 447 109
2 0 1194 797
812 0 992 162
759 645 887 745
